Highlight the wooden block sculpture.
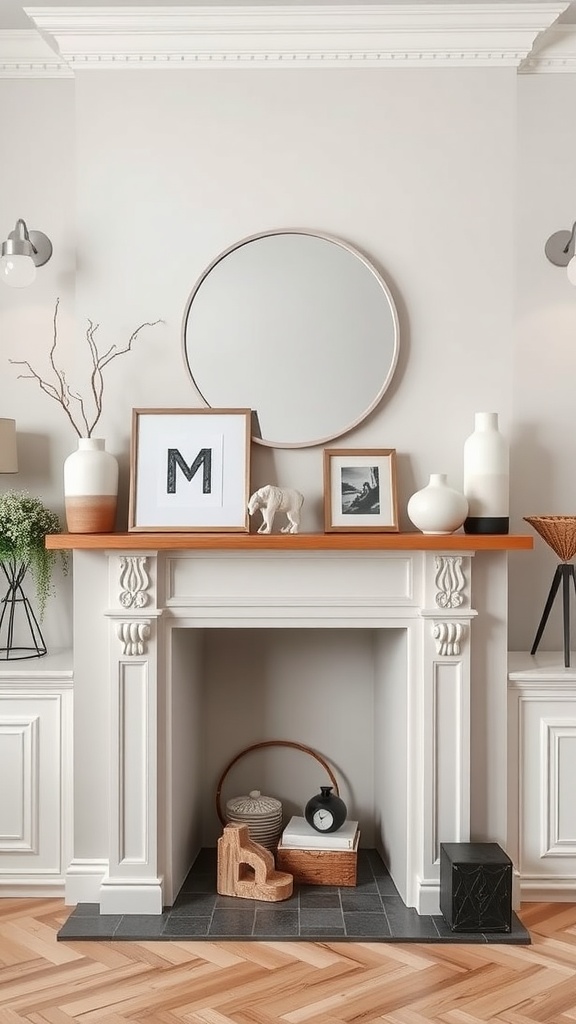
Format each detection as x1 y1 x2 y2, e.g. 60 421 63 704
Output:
217 823 294 901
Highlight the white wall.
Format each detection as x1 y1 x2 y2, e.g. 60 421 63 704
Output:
0 79 75 649
510 72 576 652
1 60 572 656
72 66 515 521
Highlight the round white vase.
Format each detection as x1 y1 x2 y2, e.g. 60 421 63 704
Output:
64 438 118 534
463 412 509 535
407 474 468 535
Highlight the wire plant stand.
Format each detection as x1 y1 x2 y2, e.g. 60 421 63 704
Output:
0 556 47 660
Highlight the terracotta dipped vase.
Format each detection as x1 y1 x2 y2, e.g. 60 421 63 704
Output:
64 438 118 534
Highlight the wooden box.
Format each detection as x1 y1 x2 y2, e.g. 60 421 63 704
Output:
276 830 359 887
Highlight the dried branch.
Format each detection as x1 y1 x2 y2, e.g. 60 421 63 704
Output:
10 299 162 438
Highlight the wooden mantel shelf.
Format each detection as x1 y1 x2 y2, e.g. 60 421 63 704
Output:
45 532 533 552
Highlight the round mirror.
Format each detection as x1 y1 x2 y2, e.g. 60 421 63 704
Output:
182 230 399 449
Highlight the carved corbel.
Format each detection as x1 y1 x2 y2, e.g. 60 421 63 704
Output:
435 555 466 609
117 620 151 656
432 621 466 657
119 556 150 608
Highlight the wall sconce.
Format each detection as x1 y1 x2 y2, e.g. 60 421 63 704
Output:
0 219 52 288
0 418 18 474
545 222 576 285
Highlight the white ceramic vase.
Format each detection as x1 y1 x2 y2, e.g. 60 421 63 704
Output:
407 473 468 535
64 437 118 534
463 412 509 535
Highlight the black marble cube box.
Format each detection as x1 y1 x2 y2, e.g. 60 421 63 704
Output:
440 842 513 933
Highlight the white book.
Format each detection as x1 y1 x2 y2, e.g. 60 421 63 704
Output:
280 815 359 851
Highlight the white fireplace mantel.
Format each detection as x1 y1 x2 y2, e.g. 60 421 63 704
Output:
46 531 531 916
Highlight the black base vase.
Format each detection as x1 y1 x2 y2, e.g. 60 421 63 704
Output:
464 516 509 535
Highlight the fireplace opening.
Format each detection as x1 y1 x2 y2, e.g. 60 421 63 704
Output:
166 626 409 907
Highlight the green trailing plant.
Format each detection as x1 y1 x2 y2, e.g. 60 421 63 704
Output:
0 491 67 618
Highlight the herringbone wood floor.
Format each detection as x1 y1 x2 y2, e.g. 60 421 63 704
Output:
0 900 574 1023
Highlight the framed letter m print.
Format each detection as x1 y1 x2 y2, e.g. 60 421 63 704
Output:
129 408 251 532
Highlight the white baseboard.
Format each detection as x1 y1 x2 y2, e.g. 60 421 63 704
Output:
415 879 441 916
520 876 576 902
0 878 66 898
65 858 108 906
99 876 164 915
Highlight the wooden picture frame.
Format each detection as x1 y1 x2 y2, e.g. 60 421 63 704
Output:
128 408 251 532
323 448 399 533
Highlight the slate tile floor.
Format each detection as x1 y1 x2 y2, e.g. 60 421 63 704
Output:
58 848 530 943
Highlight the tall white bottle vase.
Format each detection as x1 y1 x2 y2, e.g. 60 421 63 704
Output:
64 438 118 534
463 412 509 535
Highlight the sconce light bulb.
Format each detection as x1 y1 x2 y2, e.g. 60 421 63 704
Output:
567 255 576 287
0 254 37 288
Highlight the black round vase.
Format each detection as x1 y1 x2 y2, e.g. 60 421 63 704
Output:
304 785 347 834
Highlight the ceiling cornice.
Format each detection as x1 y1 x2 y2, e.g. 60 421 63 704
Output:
18 3 569 71
519 22 576 71
0 28 71 77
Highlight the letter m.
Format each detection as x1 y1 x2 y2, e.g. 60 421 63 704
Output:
166 448 212 494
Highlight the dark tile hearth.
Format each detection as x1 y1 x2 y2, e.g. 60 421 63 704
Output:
57 848 530 944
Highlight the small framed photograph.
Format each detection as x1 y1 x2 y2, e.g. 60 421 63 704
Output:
129 408 251 532
323 448 399 533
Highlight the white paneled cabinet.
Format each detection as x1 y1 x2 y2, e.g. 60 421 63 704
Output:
508 652 576 902
0 651 73 896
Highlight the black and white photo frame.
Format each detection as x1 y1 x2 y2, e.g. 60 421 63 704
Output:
323 448 399 533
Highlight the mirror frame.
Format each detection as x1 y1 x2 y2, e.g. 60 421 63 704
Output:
181 229 400 449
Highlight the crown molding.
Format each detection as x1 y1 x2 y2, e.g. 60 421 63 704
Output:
519 22 576 71
0 29 71 77
22 4 570 71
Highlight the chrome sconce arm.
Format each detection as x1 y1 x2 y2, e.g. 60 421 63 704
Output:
545 222 576 285
0 219 52 287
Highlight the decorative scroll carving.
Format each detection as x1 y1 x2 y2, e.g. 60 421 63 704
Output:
435 555 466 608
432 621 466 657
117 620 151 656
119 556 150 608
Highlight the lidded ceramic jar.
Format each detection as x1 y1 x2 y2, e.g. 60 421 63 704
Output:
225 789 283 850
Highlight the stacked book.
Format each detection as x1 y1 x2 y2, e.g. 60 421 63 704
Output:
280 815 360 851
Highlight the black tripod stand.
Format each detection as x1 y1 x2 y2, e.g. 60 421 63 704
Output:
531 562 576 668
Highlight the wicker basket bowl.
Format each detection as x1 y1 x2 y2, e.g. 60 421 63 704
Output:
524 516 576 562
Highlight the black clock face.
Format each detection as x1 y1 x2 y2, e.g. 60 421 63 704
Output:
312 808 334 831
305 785 347 834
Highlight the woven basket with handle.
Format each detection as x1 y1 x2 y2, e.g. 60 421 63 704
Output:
215 739 340 827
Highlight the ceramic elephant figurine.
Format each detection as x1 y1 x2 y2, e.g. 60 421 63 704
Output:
248 485 304 535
